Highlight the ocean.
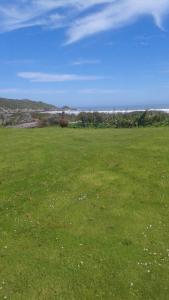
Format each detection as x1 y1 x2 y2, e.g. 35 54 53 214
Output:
45 104 169 115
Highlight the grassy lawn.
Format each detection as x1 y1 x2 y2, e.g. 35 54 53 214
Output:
0 127 169 300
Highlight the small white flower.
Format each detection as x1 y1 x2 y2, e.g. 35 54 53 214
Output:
130 282 134 287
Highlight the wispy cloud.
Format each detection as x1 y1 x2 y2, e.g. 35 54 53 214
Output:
66 1 169 44
72 59 100 65
0 88 122 96
77 89 122 94
0 59 35 65
0 1 169 43
0 88 66 94
18 72 105 82
0 0 112 33
0 88 19 94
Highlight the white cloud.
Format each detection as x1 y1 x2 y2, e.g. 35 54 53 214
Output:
72 59 100 65
0 59 35 65
0 87 122 95
0 88 66 94
18 72 104 82
0 0 112 32
0 1 169 43
77 88 121 94
66 0 169 44
0 88 19 94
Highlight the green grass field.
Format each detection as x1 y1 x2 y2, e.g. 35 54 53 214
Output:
0 127 169 300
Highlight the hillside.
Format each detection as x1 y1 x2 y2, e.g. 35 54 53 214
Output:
0 97 57 111
0 127 169 299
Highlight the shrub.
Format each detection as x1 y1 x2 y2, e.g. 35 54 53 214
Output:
59 113 69 128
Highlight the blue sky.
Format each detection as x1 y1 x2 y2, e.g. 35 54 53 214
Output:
1 0 169 108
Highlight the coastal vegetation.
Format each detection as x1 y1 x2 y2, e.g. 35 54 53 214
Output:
0 97 57 111
1 109 169 128
74 111 169 128
1 97 169 128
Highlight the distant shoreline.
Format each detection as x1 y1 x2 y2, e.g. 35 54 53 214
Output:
43 108 169 115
